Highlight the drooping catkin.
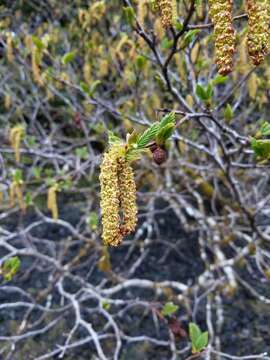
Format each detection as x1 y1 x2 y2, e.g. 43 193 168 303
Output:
6 33 14 63
9 126 24 163
208 0 236 75
47 184 59 220
100 145 138 247
246 0 270 66
118 158 137 236
100 147 123 246
157 0 173 28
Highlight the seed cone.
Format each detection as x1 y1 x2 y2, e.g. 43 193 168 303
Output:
118 158 137 236
157 0 173 28
208 0 236 75
246 0 270 66
100 147 123 247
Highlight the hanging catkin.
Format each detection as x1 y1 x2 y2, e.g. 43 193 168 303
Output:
100 145 138 247
118 158 137 236
156 0 173 28
100 147 123 246
208 0 236 75
246 0 269 66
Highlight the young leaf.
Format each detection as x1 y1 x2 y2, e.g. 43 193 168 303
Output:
260 121 270 137
87 212 99 230
224 104 233 121
32 36 44 51
136 55 147 70
156 123 175 145
123 6 135 26
2 256 21 281
161 302 179 316
184 30 200 45
251 138 270 159
108 131 122 145
159 112 176 128
212 74 228 86
189 322 201 346
61 51 76 65
194 331 208 352
90 80 101 95
205 83 213 99
137 122 160 148
196 84 208 101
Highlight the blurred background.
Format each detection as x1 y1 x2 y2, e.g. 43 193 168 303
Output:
0 0 270 359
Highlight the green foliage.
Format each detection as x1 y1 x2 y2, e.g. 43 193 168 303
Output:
123 6 135 26
223 104 233 121
80 80 101 97
61 51 76 65
108 131 123 146
184 30 200 46
189 323 208 354
212 74 228 86
1 257 21 281
161 302 179 316
136 122 160 149
251 138 270 159
75 147 89 160
87 212 99 231
196 83 213 103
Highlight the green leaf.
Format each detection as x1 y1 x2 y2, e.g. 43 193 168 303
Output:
87 212 99 230
251 138 270 159
108 131 122 145
194 331 208 352
102 301 111 311
159 112 176 128
189 323 201 346
196 84 208 101
212 74 228 86
80 82 92 96
90 80 101 95
123 6 135 26
136 55 147 70
2 257 21 281
75 146 88 160
25 192 32 207
161 302 179 316
32 36 44 51
224 104 233 121
260 121 270 136
61 51 76 65
14 169 23 184
156 123 175 145
160 38 174 49
175 22 183 32
205 83 213 99
125 148 148 162
32 167 41 179
137 122 160 148
184 30 200 45
127 131 140 146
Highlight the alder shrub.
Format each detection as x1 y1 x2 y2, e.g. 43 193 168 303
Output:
0 0 270 359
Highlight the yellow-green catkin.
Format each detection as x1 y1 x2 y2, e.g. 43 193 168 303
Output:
100 147 123 247
208 0 236 75
247 0 270 66
47 184 59 220
118 158 137 236
157 0 173 28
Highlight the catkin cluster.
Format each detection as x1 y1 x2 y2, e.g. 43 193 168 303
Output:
208 0 236 75
100 146 137 247
247 0 270 66
156 0 174 28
